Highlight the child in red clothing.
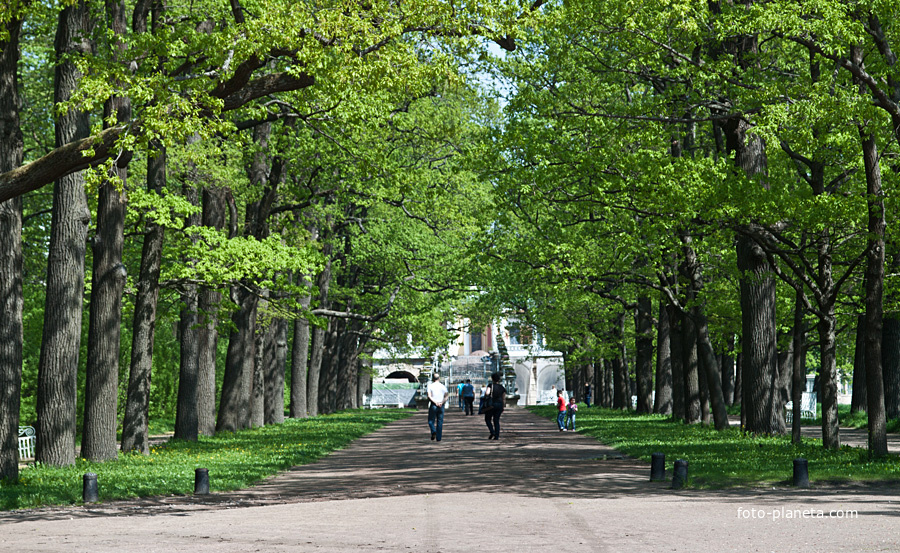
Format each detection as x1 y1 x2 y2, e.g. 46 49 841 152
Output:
556 389 567 431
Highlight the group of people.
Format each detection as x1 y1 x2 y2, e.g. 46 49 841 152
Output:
426 376 594 440
425 372 507 442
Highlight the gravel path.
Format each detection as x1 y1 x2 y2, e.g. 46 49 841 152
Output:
2 408 899 552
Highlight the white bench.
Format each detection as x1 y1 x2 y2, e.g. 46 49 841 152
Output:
18 426 35 459
785 392 817 424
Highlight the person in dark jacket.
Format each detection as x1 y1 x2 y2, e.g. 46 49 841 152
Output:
483 372 506 440
462 379 476 415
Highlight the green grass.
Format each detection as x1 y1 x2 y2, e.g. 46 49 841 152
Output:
530 405 900 488
1 409 412 510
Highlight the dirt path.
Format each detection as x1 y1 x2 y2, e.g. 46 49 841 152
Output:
2 408 899 552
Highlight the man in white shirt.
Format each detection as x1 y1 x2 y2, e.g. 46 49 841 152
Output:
427 373 449 442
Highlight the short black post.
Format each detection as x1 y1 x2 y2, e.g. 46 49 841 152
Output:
650 452 666 481
82 473 99 503
793 458 809 488
672 459 688 490
194 468 210 495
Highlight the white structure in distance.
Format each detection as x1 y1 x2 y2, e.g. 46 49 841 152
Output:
370 318 564 406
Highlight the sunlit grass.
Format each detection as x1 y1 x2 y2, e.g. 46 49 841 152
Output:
529 405 900 488
1 409 412 510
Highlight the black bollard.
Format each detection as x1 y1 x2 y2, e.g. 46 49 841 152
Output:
83 473 99 503
650 452 666 481
793 458 809 488
672 459 688 490
194 468 210 495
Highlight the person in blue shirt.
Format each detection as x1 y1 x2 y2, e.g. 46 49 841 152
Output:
461 379 476 415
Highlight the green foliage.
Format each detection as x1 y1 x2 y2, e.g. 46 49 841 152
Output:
0 409 412 510
530 406 900 487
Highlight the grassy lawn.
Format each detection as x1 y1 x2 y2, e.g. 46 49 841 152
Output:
529 405 900 488
1 408 412 510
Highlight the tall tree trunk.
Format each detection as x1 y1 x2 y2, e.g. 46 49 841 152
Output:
654 296 673 415
250 315 265 427
737 235 781 435
669 302 685 421
681 308 701 424
81 0 130 463
217 286 259 432
290 313 310 418
860 124 888 457
612 312 629 410
307 250 332 418
37 2 93 467
121 141 166 454
318 319 341 415
0 15 24 481
197 187 228 436
264 317 287 424
791 289 806 444
635 296 654 413
695 308 730 430
851 314 867 413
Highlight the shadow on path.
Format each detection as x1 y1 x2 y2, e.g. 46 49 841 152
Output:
5 408 900 524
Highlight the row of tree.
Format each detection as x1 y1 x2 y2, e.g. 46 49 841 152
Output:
467 0 900 459
0 0 545 482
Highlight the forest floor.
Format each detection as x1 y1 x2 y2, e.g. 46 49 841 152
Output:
2 408 899 552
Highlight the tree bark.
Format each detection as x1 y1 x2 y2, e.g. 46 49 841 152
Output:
669 302 685 421
217 286 259 432
0 14 24 481
307 249 332 418
681 308 701 424
791 289 806 444
635 296 654 413
81 0 131 463
851 314 867 413
860 126 888 457
121 141 166 454
654 296 673 415
612 311 629 410
197 187 228 436
264 316 288 424
37 2 93 467
737 235 782 435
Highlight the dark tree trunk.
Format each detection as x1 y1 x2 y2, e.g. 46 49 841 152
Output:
121 2 164 454
654 296 672 415
250 316 266 428
669 302 685 421
601 359 613 408
791 289 806 444
217 286 258 432
860 125 888 457
174 180 201 442
734 350 742 410
737 235 782 435
307 249 333 417
121 142 166 454
635 296 654 413
681 308 701 424
197 187 228 436
318 319 341 415
81 0 130 463
37 2 93 467
612 312 629 410
695 308 730 430
264 317 287 424
290 314 310 418
851 314 867 413
0 15 24 481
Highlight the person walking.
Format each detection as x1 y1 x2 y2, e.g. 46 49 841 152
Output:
457 381 465 410
462 379 476 415
584 383 592 408
565 395 578 431
427 373 449 442
483 372 506 440
556 389 567 431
